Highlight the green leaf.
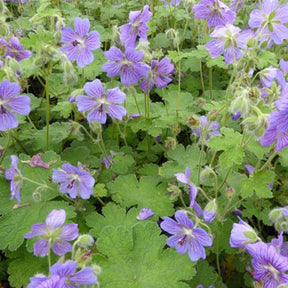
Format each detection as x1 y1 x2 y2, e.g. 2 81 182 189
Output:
278 146 288 167
110 152 135 174
188 260 219 287
160 144 201 181
207 128 244 168
7 246 48 288
108 174 174 217
93 183 108 198
245 139 270 159
86 203 138 238
240 170 274 199
95 223 195 288
0 201 75 251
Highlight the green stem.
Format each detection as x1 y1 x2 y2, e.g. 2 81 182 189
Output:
209 67 213 99
258 151 277 172
199 61 205 94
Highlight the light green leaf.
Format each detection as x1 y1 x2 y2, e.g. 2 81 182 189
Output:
95 223 195 288
0 201 75 251
108 174 174 217
86 203 138 238
240 170 274 199
207 128 244 168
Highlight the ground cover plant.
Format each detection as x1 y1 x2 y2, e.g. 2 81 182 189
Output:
1 0 288 287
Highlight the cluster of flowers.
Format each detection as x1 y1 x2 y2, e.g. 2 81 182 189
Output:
24 209 98 287
101 5 174 91
230 212 288 288
159 166 216 262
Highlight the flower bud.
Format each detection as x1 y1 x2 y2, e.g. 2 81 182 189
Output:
75 234 94 248
203 199 217 223
229 217 259 248
200 166 216 184
167 184 181 200
165 137 177 150
92 264 102 276
229 89 250 117
269 208 285 222
225 186 235 198
32 190 42 202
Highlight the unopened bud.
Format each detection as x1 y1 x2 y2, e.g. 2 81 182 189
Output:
200 166 216 184
92 264 102 276
75 234 94 248
229 89 250 117
167 184 181 200
203 199 217 223
225 186 235 198
32 190 42 202
165 137 177 150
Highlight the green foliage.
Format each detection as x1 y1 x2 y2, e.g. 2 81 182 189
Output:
240 170 275 199
0 201 75 251
86 203 138 238
108 174 174 217
7 247 48 288
207 128 244 168
95 222 195 288
160 144 201 181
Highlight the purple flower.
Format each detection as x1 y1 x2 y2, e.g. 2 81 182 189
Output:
192 0 236 27
5 155 23 203
248 0 288 46
139 57 174 92
76 79 126 124
27 275 63 288
28 261 97 288
192 116 221 143
260 67 278 88
205 24 253 65
5 0 27 2
230 0 244 12
50 260 97 287
137 207 155 220
175 167 203 217
52 163 95 199
5 37 32 62
23 152 50 169
196 286 215 288
232 110 241 121
24 209 78 257
102 46 150 85
270 232 288 257
203 199 217 223
120 5 152 48
161 0 181 6
229 217 259 248
276 60 288 89
0 80 31 131
246 241 288 288
260 110 288 152
61 17 100 68
160 210 212 261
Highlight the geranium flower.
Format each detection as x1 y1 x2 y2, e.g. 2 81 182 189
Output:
4 37 32 62
161 0 181 6
61 17 100 68
248 0 288 46
246 241 288 288
24 209 78 256
120 5 152 47
192 0 236 27
229 217 259 248
52 163 95 199
76 79 126 124
160 210 212 261
27 261 97 288
205 24 253 65
5 155 23 203
137 207 155 220
0 80 31 131
139 57 174 92
102 46 150 85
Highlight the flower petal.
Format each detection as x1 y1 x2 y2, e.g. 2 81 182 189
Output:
74 18 90 38
46 209 66 230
